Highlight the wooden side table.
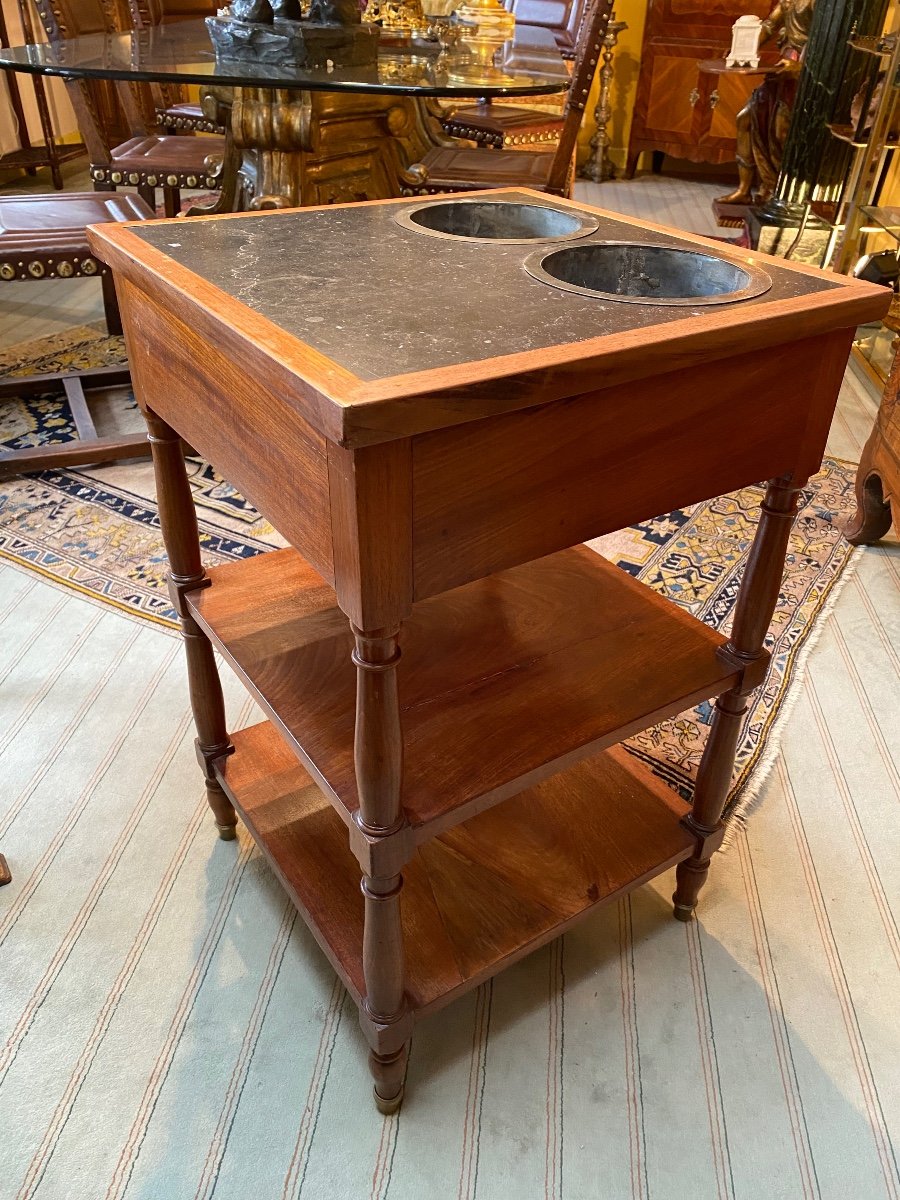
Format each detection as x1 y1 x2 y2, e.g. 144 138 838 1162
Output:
90 188 887 1112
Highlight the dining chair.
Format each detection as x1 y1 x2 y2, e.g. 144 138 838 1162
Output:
402 0 613 197
0 190 156 479
440 0 587 150
127 0 226 135
34 0 227 215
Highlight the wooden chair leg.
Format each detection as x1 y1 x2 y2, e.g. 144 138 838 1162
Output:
145 407 237 840
164 187 181 218
673 474 804 920
0 853 10 886
137 183 155 210
353 624 410 1113
101 271 123 336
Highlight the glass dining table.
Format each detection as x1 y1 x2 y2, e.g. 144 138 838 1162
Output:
0 17 570 210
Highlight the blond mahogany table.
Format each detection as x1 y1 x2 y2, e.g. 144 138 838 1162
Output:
90 189 887 1113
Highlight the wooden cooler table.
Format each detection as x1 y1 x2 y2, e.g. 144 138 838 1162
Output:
89 190 887 1113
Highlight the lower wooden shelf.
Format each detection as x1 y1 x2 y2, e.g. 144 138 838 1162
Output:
217 720 696 1017
191 543 738 842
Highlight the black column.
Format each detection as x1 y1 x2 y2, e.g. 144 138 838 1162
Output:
760 0 888 221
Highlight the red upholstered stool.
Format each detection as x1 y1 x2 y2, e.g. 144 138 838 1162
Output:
0 191 155 480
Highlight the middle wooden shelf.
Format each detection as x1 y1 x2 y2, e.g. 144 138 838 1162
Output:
188 543 741 843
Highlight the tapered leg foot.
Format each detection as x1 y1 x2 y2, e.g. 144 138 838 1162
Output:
206 780 238 840
0 853 11 886
370 1044 408 1114
672 857 710 922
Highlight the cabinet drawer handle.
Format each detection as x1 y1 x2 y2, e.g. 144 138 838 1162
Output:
688 88 700 107
710 89 719 109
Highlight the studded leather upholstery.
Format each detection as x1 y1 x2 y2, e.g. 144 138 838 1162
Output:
0 191 153 282
89 133 227 189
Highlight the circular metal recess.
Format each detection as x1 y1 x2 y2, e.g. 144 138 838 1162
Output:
523 241 773 305
394 199 600 244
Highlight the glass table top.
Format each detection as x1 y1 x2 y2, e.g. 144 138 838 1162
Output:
0 18 569 97
861 205 900 242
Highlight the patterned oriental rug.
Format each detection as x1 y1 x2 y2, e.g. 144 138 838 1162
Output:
0 328 861 826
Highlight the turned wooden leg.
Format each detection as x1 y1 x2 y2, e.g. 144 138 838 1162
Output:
353 626 410 1112
145 408 237 840
674 474 804 920
672 690 747 920
845 428 893 545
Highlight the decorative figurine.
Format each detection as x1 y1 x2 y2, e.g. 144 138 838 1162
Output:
725 14 763 68
208 0 379 67
717 0 815 207
230 0 273 18
273 0 304 18
363 0 430 34
309 0 362 22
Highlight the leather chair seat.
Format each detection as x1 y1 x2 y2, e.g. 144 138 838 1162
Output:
91 133 226 188
442 103 565 149
0 189 156 480
0 192 153 280
157 101 224 134
408 145 555 192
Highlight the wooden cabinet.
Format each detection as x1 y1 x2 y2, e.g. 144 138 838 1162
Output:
626 0 771 176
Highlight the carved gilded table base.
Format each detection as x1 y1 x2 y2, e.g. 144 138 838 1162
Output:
191 85 452 212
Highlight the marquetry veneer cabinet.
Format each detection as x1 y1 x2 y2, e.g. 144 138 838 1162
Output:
90 189 887 1113
625 0 771 177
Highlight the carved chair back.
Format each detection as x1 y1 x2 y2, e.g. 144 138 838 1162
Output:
32 0 144 153
128 0 217 30
543 0 613 193
32 0 149 157
507 0 588 59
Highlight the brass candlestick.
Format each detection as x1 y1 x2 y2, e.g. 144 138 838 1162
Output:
581 15 627 183
455 0 514 41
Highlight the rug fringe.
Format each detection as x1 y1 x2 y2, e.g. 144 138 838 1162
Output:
718 543 863 851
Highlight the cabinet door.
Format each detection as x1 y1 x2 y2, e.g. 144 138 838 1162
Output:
702 71 758 150
638 50 707 143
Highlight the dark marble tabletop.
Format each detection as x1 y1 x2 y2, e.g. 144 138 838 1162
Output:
0 17 569 96
129 191 840 382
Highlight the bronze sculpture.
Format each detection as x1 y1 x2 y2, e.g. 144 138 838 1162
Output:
209 0 376 66
718 0 815 206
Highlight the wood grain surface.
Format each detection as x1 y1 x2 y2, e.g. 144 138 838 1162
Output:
88 187 890 448
217 720 695 1015
189 544 739 839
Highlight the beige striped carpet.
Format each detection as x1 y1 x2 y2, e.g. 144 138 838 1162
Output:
1 534 899 1200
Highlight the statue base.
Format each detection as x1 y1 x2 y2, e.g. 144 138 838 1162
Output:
711 199 754 230
206 15 381 68
744 205 834 268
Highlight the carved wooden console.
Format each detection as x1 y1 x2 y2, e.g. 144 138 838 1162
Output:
90 188 887 1113
847 347 900 544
